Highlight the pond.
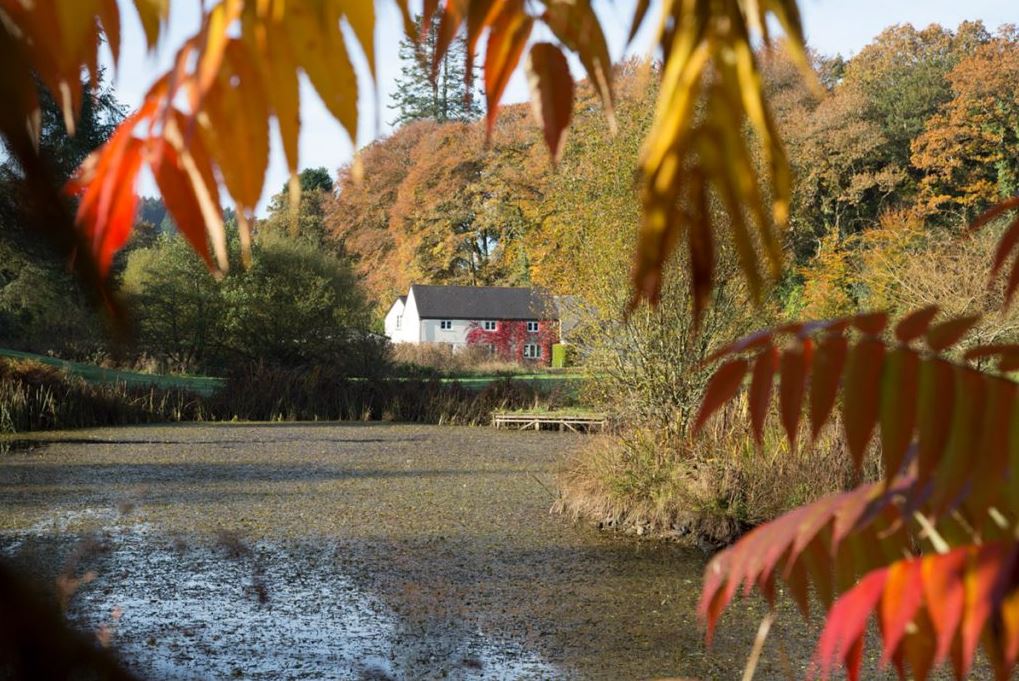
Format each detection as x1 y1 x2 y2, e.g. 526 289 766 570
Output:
0 422 854 680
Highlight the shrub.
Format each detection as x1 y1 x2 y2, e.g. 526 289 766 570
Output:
556 399 867 546
388 342 529 376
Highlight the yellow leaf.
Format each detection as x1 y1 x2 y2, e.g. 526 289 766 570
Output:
285 0 358 142
243 16 301 174
542 0 616 134
132 0 168 50
201 39 270 211
336 0 375 78
483 1 533 139
525 42 574 164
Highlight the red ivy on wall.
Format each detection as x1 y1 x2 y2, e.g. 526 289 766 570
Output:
465 321 557 364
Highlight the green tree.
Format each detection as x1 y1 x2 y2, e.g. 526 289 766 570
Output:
121 234 225 372
260 167 335 244
0 73 123 356
219 232 375 371
388 13 482 126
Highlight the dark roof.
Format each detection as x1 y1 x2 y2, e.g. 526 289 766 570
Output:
398 296 407 304
410 285 558 321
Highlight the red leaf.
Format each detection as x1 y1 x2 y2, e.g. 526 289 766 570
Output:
810 333 848 440
926 315 981 353
749 346 779 444
880 347 919 482
813 567 889 680
852 311 888 336
990 214 1019 274
694 358 748 433
483 2 533 139
149 141 214 269
917 358 956 482
879 559 924 666
894 306 940 343
812 544 1019 681
971 196 1019 233
960 544 1017 677
843 338 885 469
780 340 813 446
707 328 776 362
931 366 986 511
921 548 967 666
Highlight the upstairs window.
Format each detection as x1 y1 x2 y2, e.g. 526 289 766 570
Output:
396 316 402 330
523 343 541 359
440 320 452 330
527 321 539 333
483 321 497 331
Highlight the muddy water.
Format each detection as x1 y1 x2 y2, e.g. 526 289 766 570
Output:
0 423 845 680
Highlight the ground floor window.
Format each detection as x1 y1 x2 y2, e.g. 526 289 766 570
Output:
523 343 541 359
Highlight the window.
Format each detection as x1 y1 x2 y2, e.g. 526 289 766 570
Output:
524 344 541 359
527 321 539 333
395 316 402 330
483 320 497 331
440 320 452 330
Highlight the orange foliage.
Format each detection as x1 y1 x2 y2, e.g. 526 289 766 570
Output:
912 31 1019 216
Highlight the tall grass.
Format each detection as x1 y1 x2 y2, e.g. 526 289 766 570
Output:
0 359 207 435
555 396 871 547
0 359 561 436
212 364 555 424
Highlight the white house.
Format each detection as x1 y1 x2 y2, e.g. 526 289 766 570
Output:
384 284 560 363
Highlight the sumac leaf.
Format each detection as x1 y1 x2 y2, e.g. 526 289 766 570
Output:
810 333 848 440
880 347 919 483
894 306 940 344
525 43 573 164
749 346 779 445
843 338 885 469
694 358 748 433
926 315 981 354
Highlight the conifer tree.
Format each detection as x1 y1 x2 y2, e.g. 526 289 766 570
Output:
388 14 482 126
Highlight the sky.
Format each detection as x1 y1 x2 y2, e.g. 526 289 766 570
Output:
100 0 1017 215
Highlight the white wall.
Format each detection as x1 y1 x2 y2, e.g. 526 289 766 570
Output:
382 293 422 344
383 299 404 341
419 318 472 346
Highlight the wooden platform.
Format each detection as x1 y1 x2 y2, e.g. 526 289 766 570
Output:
491 411 607 433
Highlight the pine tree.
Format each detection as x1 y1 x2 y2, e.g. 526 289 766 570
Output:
388 14 482 126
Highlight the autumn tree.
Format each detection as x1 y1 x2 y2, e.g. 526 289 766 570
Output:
840 22 990 175
388 12 481 126
327 123 423 312
912 29 1019 217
